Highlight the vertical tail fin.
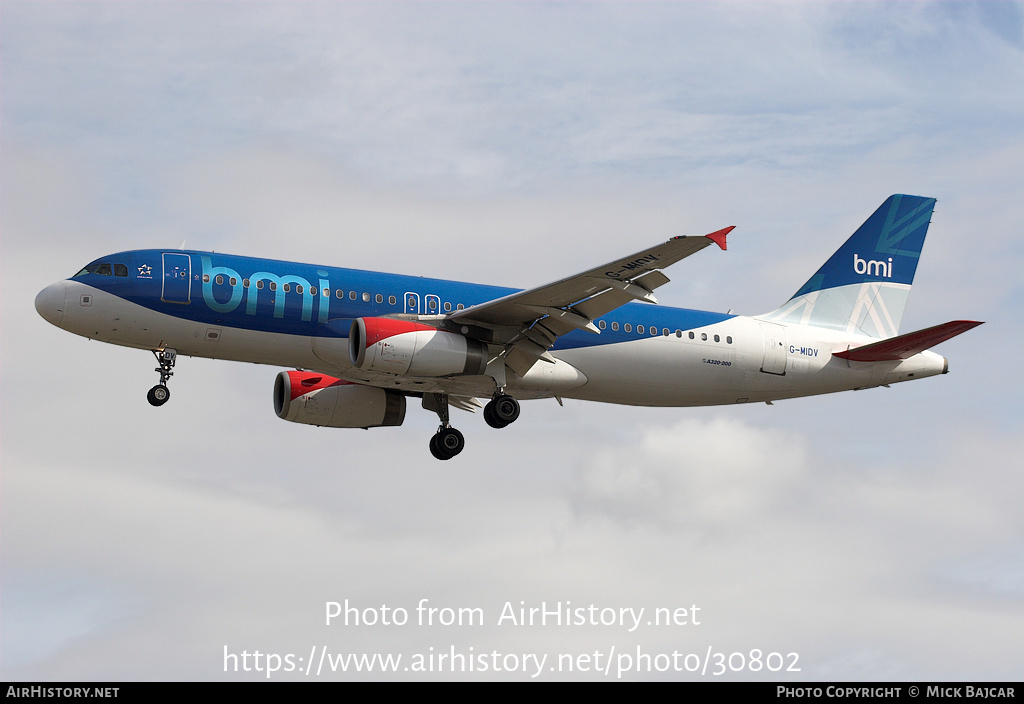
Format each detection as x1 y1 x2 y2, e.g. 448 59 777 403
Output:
761 194 936 338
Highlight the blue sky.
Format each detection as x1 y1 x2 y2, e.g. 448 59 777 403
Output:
2 1 1022 681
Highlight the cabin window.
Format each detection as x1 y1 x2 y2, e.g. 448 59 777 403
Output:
256 280 264 289
362 292 370 302
689 331 695 339
243 279 250 288
282 283 290 293
296 285 303 294
269 282 277 291
444 301 451 311
701 333 707 341
637 325 644 334
676 330 682 337
727 336 733 344
215 275 223 285
350 291 357 300
229 277 236 286
336 290 343 298
376 294 383 304
310 286 317 296
456 304 465 310
598 320 606 330
624 323 632 333
203 274 211 283
714 334 720 343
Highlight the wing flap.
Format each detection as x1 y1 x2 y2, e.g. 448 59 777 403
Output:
572 288 637 322
832 320 982 362
448 395 484 413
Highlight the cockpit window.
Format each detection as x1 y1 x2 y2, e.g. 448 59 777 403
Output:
73 262 127 277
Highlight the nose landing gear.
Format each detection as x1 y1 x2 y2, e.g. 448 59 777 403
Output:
147 348 177 407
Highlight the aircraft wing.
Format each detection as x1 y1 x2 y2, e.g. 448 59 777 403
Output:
447 228 731 376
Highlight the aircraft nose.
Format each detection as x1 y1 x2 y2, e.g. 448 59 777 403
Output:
35 281 67 327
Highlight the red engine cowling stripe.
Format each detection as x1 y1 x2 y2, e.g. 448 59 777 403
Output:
285 370 352 401
362 318 436 347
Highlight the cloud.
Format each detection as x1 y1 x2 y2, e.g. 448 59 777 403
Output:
7 408 1019 680
572 417 808 529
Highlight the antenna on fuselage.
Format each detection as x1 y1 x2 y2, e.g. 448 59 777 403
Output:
178 240 187 250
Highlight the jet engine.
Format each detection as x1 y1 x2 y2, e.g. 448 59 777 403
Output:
348 317 488 377
274 370 406 428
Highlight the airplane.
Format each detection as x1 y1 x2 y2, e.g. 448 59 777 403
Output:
35 194 981 460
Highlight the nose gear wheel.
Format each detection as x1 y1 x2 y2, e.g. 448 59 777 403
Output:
148 349 177 407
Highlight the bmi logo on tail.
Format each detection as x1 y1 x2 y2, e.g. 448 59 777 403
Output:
853 254 893 278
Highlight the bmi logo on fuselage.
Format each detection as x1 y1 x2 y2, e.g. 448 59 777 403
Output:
853 254 893 279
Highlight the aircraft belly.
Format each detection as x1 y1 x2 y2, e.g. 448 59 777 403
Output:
325 358 588 401
508 357 588 395
555 332 754 406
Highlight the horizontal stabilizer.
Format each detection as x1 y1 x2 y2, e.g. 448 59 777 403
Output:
832 320 983 362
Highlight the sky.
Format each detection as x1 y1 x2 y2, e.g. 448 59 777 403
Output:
2 1 1022 682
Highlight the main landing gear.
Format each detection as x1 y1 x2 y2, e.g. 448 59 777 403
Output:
147 348 177 407
483 392 520 429
423 390 522 460
430 426 465 461
424 393 466 461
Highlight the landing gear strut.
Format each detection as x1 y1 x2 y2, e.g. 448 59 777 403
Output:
484 392 520 429
424 393 466 460
147 348 177 407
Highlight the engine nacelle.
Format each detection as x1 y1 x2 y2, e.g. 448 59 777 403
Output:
274 370 406 428
348 317 488 377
